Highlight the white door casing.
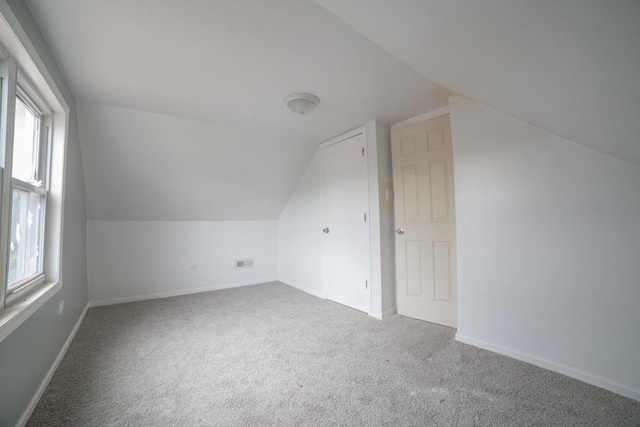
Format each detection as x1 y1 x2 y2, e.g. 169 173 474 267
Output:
322 132 370 313
391 114 457 327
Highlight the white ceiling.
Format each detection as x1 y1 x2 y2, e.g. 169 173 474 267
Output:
25 0 444 220
25 0 441 142
314 0 640 166
24 1 640 221
77 103 316 221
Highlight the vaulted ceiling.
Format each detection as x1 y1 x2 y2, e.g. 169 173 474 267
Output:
314 0 640 166
24 0 640 221
25 0 444 220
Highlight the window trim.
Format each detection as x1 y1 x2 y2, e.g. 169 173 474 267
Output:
0 2 70 344
0 280 59 342
1 66 51 307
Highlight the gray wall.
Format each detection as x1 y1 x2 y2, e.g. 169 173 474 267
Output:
0 1 88 425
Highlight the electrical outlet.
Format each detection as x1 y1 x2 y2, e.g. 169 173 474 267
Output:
58 300 64 315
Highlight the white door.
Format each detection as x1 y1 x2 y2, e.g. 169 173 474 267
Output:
322 132 370 313
391 115 457 327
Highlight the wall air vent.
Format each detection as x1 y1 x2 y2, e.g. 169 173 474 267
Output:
235 258 254 269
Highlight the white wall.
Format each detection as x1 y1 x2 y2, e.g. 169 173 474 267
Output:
363 121 395 317
88 221 277 305
78 104 292 307
277 151 324 297
450 96 640 400
370 121 396 315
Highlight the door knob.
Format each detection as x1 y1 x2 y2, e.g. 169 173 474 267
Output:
323 228 330 233
395 228 404 235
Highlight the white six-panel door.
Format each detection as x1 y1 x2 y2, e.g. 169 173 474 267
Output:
322 132 370 313
391 115 457 327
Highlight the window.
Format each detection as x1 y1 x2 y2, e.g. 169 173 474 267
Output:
0 19 67 342
0 64 54 307
7 91 49 296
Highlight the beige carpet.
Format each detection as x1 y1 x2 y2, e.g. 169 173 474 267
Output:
28 281 640 426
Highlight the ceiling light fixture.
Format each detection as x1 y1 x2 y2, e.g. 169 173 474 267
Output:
284 93 320 115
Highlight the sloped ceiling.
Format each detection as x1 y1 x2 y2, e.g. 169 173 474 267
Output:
25 1 639 222
314 0 640 166
76 103 315 221
24 0 444 220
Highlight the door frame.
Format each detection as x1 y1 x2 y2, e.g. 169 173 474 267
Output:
390 106 457 327
321 130 371 313
318 122 393 319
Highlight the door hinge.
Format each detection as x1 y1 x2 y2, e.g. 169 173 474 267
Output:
361 147 365 156
365 280 368 289
364 213 367 222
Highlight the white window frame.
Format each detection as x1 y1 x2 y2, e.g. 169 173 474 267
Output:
3 81 51 304
0 4 69 344
0 66 52 309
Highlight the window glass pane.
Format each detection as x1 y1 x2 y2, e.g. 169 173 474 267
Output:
7 188 44 289
13 97 39 183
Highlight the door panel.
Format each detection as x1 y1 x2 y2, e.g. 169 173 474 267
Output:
429 160 450 221
322 133 370 313
433 241 453 302
405 240 423 297
402 166 420 221
392 114 457 327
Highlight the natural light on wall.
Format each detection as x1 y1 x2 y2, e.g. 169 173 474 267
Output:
0 10 68 342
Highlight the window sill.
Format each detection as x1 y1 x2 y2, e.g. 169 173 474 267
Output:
0 281 60 343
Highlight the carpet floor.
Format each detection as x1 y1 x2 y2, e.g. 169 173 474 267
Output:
28 281 640 426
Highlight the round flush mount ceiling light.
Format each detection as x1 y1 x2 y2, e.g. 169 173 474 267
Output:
284 93 320 115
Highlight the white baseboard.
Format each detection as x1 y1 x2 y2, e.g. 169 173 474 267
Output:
278 278 325 300
382 307 397 318
17 302 90 427
279 280 397 321
369 307 397 320
455 334 640 402
89 278 278 307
